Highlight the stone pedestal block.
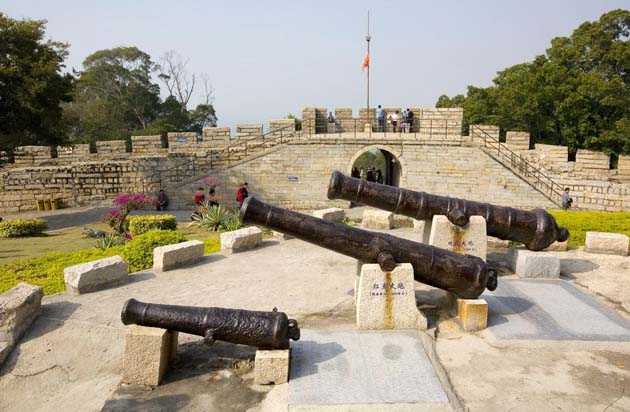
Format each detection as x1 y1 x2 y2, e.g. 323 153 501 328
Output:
429 215 487 260
254 349 290 384
412 219 432 244
312 207 345 222
356 263 426 330
458 299 488 331
585 232 629 256
64 256 128 295
361 210 394 230
509 248 560 278
221 227 263 253
153 240 204 271
0 282 43 365
122 326 178 386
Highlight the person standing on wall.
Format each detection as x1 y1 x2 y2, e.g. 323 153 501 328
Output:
406 108 414 133
391 111 400 133
376 105 385 132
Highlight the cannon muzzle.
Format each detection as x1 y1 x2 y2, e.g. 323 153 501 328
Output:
241 196 496 299
328 171 569 251
121 298 300 349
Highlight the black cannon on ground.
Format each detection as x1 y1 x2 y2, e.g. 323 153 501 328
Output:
327 171 569 251
240 196 497 299
121 298 300 350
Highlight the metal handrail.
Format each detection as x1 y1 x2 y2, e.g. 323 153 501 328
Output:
474 126 570 207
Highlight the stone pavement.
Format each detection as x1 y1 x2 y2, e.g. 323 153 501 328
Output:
288 330 450 411
484 279 630 341
0 228 629 412
2 206 194 230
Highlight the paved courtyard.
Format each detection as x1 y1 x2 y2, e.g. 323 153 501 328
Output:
1 228 629 412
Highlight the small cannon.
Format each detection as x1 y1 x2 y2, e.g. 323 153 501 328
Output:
121 298 300 350
327 171 569 251
241 197 497 299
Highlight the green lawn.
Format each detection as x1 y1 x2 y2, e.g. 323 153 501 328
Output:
549 210 630 246
0 221 223 296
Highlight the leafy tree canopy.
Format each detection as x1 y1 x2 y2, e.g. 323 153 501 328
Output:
0 13 73 153
437 9 630 155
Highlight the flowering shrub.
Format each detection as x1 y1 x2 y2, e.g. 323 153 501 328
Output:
104 193 155 235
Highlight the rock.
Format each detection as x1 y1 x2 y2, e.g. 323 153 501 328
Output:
509 248 560 278
413 219 432 244
356 263 427 330
585 232 629 256
64 255 128 295
254 349 290 385
544 241 568 251
458 299 488 331
122 326 178 386
312 208 345 222
153 240 204 271
0 282 43 365
361 209 394 230
429 215 488 261
221 226 263 253
271 230 294 240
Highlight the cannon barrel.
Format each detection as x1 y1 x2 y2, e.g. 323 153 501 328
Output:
241 196 496 299
327 171 569 251
121 298 300 350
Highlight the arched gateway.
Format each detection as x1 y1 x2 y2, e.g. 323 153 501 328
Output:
347 144 406 187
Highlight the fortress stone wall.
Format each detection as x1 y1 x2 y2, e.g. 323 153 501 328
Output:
1 107 629 213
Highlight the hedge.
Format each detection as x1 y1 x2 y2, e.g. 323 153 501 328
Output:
0 218 48 237
0 229 187 295
128 215 177 235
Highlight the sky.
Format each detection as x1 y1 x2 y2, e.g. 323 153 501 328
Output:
1 0 629 131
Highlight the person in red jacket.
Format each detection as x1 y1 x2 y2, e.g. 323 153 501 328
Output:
236 182 249 207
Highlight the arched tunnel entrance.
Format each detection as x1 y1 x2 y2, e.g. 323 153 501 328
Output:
350 148 402 187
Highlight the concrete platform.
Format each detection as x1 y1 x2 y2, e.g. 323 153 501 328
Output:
483 279 630 341
288 330 451 411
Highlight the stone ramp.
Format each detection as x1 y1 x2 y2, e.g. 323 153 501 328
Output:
288 330 451 411
483 279 630 341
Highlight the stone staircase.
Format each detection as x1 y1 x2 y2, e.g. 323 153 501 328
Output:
148 122 308 209
474 128 565 208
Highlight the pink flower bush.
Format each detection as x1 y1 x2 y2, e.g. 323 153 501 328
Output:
104 193 155 235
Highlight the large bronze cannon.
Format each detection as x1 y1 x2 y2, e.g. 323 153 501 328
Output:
327 171 569 251
241 197 497 299
121 298 300 350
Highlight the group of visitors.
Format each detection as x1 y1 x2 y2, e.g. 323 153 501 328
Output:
193 182 249 208
375 105 414 133
352 166 383 184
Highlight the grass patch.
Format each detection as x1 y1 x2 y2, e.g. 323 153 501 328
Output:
0 221 229 296
548 210 630 246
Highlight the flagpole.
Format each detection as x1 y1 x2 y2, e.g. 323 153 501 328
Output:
365 11 371 137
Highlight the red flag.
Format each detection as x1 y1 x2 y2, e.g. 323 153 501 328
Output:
362 53 370 70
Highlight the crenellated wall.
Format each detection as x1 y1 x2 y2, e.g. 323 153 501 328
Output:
2 109 630 213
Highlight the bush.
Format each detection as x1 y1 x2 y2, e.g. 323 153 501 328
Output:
221 213 243 231
121 230 186 272
191 204 230 231
0 218 48 237
128 215 177 235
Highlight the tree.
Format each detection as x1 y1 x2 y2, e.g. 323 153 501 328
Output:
156 51 217 132
437 9 630 155
66 47 161 143
0 13 74 153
